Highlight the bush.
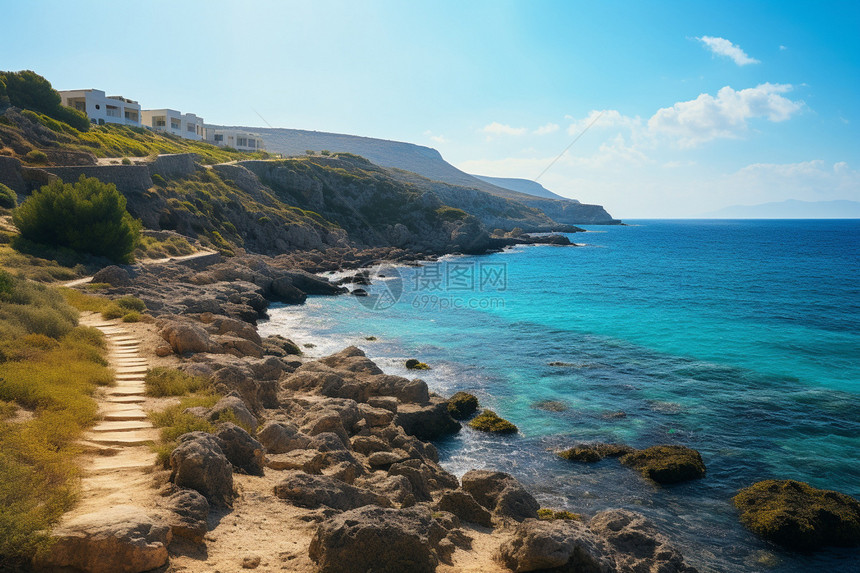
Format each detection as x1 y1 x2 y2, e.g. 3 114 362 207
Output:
144 367 209 397
151 173 166 186
13 175 141 263
120 311 140 323
0 183 17 209
121 157 132 165
1 70 88 131
24 150 48 164
116 295 146 312
537 508 581 521
100 303 125 320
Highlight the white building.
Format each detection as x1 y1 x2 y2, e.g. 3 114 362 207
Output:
141 109 205 141
58 89 141 126
204 128 265 152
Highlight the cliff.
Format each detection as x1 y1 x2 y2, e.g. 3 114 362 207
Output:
212 126 619 224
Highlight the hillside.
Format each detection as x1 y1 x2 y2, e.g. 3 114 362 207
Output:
472 174 575 202
214 125 619 224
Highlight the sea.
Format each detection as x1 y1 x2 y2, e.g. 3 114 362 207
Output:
258 219 860 573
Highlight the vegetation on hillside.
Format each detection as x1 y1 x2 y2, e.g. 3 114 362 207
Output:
0 70 89 131
13 176 141 263
0 271 111 564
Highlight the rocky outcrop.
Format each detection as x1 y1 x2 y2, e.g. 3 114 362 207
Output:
589 509 699 572
395 397 461 440
497 518 615 572
164 487 209 544
169 432 234 507
308 506 449 573
214 422 265 476
35 505 171 573
435 489 493 528
447 391 479 420
273 471 392 510
733 480 860 549
461 470 539 523
558 443 634 463
619 445 706 484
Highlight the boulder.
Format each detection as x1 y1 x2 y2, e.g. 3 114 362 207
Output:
208 395 258 432
309 506 444 573
270 275 308 304
92 265 131 287
733 479 860 549
262 334 302 356
273 471 391 510
36 505 170 573
257 421 311 454
497 518 615 573
165 488 209 544
589 509 699 573
368 450 410 469
447 391 479 420
215 422 265 476
169 432 234 507
395 397 461 440
461 469 539 522
266 449 326 473
435 489 493 528
359 403 395 427
161 321 212 355
619 445 705 484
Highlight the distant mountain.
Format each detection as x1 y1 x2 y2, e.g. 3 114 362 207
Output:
215 126 618 224
704 200 860 219
472 175 577 202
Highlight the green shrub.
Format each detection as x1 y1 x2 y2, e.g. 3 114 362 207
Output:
116 295 145 312
121 311 140 323
24 150 48 164
144 367 209 397
1 70 88 131
13 175 141 263
121 157 132 165
151 174 166 186
537 508 582 521
0 183 17 209
435 206 468 222
100 303 125 320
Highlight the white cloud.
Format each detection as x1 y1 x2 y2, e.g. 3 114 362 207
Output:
423 130 447 144
697 36 760 66
647 83 802 147
567 109 642 135
482 122 528 136
534 122 559 135
779 45 788 51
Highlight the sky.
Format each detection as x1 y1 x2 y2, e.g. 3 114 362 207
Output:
3 0 859 217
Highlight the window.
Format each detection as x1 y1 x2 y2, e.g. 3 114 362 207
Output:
214 134 223 142
187 123 196 132
171 119 181 130
153 116 166 127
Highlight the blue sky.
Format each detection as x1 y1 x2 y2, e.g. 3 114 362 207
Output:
4 0 859 217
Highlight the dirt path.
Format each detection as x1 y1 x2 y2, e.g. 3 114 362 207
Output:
62 248 219 288
70 313 160 515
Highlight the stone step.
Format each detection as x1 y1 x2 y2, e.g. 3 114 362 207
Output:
92 420 152 432
115 366 148 374
105 388 145 397
76 440 123 456
109 337 140 343
114 360 148 367
104 396 146 404
102 411 148 422
111 340 140 348
84 430 158 447
86 455 155 474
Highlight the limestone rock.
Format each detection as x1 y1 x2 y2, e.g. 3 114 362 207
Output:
273 471 392 510
435 489 493 528
395 396 461 440
169 432 234 507
447 391 479 420
215 422 265 476
160 321 211 355
461 469 539 523
37 505 170 573
165 488 209 544
92 265 131 287
257 420 311 454
208 395 258 432
589 509 699 572
309 506 444 573
497 518 615 572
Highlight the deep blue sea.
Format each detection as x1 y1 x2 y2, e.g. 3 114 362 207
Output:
259 220 860 573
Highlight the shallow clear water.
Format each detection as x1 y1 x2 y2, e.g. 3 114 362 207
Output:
259 220 860 572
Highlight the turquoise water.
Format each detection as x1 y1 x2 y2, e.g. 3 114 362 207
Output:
259 220 860 572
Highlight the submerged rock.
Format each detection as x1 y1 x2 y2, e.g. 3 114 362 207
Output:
468 410 518 434
619 445 705 484
532 399 569 412
447 391 479 420
405 358 430 370
733 479 860 549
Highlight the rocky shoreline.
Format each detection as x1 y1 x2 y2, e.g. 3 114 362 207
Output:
35 249 710 573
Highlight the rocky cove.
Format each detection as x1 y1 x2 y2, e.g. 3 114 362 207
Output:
32 252 712 573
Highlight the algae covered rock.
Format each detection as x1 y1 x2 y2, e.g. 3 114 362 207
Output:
447 391 479 420
733 479 860 549
619 445 705 484
558 443 633 463
468 409 518 434
405 358 431 370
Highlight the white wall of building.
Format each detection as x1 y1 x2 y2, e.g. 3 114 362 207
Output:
59 89 141 126
204 128 265 152
141 109 205 141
